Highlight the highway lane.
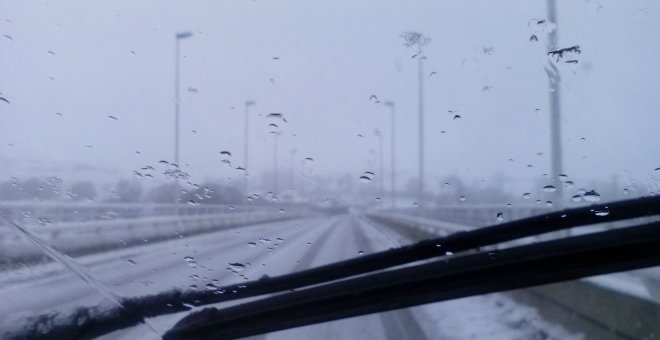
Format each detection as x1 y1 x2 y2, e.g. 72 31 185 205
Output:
0 214 581 339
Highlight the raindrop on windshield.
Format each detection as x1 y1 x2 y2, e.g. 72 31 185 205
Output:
453 115 461 120
228 263 246 272
359 176 372 183
459 195 466 202
522 193 531 199
529 34 538 42
542 185 557 192
571 195 582 202
496 212 504 221
248 242 256 247
583 190 601 202
184 256 198 268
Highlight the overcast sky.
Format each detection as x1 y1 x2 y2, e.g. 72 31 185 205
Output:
1 0 659 197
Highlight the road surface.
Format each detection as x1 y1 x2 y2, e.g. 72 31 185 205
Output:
0 214 580 339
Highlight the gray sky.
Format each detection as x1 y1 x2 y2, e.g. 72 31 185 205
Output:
1 0 659 196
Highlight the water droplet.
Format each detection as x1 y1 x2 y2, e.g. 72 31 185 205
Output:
206 283 219 291
593 208 609 217
445 251 454 256
228 263 246 272
359 176 372 183
571 195 582 202
583 190 601 202
278 209 285 213
375 197 381 202
187 200 199 206
459 195 466 202
305 157 314 162
522 193 531 199
220 150 231 156
259 237 271 244
184 256 198 268
542 185 557 192
107 115 118 120
453 115 461 120
358 251 365 256
412 202 419 207
530 34 538 42
369 95 378 102
248 242 256 247
564 181 575 188
545 201 553 207
127 259 136 265
496 212 504 221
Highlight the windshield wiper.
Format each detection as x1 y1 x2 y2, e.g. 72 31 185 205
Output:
166 220 660 339
7 196 659 339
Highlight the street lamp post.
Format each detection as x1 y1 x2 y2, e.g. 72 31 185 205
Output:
375 129 384 208
174 31 193 169
290 148 297 191
174 31 192 205
272 131 281 194
244 100 256 196
546 0 564 209
401 32 430 209
384 101 396 208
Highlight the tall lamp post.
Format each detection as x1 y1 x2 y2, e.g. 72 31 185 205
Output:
244 100 256 195
290 148 297 191
546 0 564 209
401 32 430 209
174 31 192 205
375 129 384 208
271 131 282 194
174 31 193 168
384 101 396 208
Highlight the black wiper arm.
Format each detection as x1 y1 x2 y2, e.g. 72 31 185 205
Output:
8 196 659 339
165 221 660 339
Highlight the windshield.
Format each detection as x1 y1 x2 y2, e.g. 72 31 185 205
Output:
1 1 658 339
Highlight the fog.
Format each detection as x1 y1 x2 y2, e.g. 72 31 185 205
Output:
1 0 659 206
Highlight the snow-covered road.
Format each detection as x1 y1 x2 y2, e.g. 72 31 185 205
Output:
0 214 581 339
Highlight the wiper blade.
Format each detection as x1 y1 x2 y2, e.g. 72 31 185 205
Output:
165 220 660 339
8 196 659 339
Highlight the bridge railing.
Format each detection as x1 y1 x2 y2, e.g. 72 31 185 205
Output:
0 201 312 261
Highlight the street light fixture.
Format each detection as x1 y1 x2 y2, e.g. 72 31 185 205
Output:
244 100 256 195
290 148 297 191
174 31 193 167
384 101 396 208
374 129 384 208
271 131 282 195
174 31 193 204
400 32 430 209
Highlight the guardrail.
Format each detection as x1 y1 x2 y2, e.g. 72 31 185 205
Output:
0 201 261 224
367 211 660 340
0 202 312 263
